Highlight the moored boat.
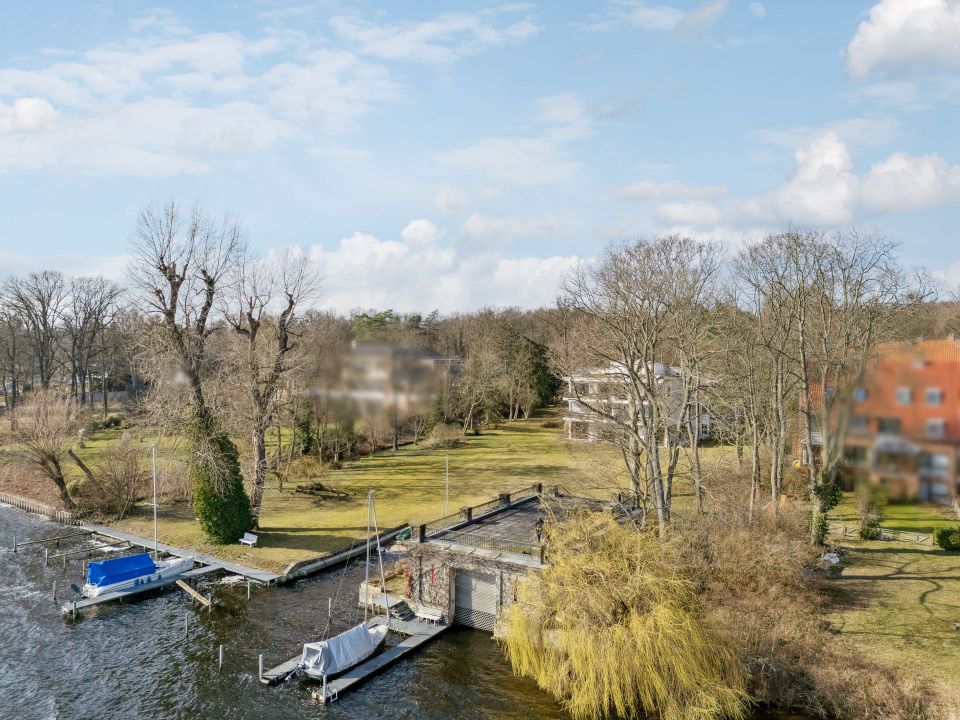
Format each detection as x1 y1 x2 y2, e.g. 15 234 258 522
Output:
299 621 389 679
82 552 194 597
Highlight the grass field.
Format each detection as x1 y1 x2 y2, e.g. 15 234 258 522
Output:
832 494 957 533
113 416 632 572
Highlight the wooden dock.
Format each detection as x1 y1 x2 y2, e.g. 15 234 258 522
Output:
260 615 449 702
82 524 280 584
61 571 195 617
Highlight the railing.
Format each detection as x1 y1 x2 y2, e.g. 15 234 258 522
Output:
423 509 470 536
434 528 541 558
828 521 932 545
421 483 543 537
0 492 77 524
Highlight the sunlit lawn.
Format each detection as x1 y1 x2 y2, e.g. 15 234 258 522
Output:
832 493 957 533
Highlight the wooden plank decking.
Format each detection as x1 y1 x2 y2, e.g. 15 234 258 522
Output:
82 524 280 584
60 572 193 617
260 615 449 702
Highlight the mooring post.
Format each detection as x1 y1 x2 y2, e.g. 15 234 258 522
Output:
44 548 49 566
328 597 332 621
13 534 17 553
322 674 327 702
62 552 67 571
218 644 223 670
247 580 251 601
52 580 57 604
185 614 189 637
258 654 264 682
207 594 212 613
72 600 77 619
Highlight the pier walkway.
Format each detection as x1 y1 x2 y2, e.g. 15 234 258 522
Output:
260 615 449 703
82 524 280 584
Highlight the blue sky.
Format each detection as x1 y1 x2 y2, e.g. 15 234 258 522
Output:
1 0 959 311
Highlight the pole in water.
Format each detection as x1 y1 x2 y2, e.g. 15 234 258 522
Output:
328 597 332 621
13 534 16 553
185 614 189 636
207 594 212 613
72 600 77 619
44 548 49 566
52 580 57 604
62 552 67 571
218 644 223 670
258 654 264 682
246 580 251 601
322 674 327 702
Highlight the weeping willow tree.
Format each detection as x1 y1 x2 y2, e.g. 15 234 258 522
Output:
501 514 748 720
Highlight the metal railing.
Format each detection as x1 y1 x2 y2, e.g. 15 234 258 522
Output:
434 528 541 558
421 483 543 537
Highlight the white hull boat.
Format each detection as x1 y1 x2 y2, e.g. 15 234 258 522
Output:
300 621 389 680
82 553 194 597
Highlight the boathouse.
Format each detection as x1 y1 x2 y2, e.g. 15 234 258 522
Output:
403 484 632 634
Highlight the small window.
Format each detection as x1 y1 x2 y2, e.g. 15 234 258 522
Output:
877 417 901 434
925 388 944 406
854 387 868 403
844 446 868 465
926 419 946 438
850 415 869 430
895 387 912 405
920 452 950 474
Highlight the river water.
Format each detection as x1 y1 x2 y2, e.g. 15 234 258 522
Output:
0 505 804 720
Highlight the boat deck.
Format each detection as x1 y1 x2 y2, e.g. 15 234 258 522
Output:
82 524 280 584
61 572 193 617
260 615 449 702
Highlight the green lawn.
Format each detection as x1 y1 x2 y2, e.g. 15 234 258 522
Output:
832 494 957 533
827 540 960 690
115 417 633 572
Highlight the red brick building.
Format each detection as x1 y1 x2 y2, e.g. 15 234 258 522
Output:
842 337 960 503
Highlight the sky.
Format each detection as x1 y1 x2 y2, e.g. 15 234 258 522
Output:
1 0 959 312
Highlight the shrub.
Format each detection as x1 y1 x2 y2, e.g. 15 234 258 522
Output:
540 419 562 429
78 433 148 520
422 423 464 449
934 526 960 551
858 525 882 541
854 482 886 528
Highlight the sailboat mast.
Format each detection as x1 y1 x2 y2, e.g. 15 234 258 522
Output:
364 490 371 622
370 491 389 627
152 443 158 559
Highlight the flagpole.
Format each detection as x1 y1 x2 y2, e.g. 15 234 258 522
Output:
152 443 158 559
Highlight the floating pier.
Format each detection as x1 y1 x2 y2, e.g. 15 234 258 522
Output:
260 615 449 703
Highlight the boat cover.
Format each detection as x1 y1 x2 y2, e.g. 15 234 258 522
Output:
301 622 388 676
87 552 157 587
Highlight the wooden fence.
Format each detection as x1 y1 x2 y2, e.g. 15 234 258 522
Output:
0 492 76 525
829 521 932 545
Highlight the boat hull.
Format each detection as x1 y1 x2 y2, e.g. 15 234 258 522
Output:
82 556 194 597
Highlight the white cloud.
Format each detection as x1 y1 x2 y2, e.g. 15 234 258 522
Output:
537 92 592 141
400 218 441 245
0 98 56 134
329 10 539 64
307 227 578 312
744 133 860 225
845 0 960 79
748 3 766 18
754 116 900 149
618 178 726 201
655 200 721 226
461 213 559 244
441 136 579 186
434 185 468 215
861 152 960 212
591 0 726 33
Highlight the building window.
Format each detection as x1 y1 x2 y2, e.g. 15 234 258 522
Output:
877 417 901 434
925 388 944 406
895 387 912 405
854 387 868 403
920 452 950 475
844 445 868 465
850 415 869 431
926 419 946 438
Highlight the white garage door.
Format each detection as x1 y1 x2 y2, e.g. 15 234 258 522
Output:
454 570 497 631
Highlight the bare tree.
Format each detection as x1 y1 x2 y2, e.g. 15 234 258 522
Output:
2 389 79 507
223 249 317 525
4 271 67 388
63 276 123 403
130 200 252 542
558 235 717 537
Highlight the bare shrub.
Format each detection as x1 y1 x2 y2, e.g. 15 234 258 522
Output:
78 432 148 520
421 423 464 450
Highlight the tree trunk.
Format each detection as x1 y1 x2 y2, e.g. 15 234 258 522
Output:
250 426 268 527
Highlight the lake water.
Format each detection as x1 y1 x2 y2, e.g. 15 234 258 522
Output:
0 505 806 720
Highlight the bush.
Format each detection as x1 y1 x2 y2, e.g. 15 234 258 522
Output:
540 419 562 429
422 423 464 449
933 526 960 551
854 482 886 528
858 526 882 541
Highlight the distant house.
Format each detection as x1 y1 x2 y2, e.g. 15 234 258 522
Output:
846 337 960 503
806 337 960 503
561 363 712 444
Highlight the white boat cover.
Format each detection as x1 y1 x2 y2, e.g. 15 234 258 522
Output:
301 622 388 677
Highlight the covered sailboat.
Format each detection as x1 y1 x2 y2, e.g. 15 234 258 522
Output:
300 621 389 679
82 552 193 597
